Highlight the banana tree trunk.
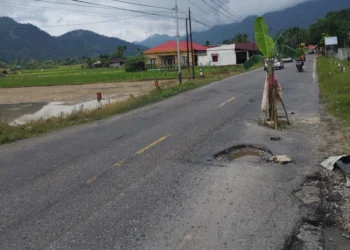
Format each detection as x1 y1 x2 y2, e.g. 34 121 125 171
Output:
266 59 277 125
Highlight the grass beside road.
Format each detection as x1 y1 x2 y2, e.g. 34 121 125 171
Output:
0 64 261 144
1 65 240 88
317 56 350 150
317 56 350 123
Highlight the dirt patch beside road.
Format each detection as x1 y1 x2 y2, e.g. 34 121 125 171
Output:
0 80 176 104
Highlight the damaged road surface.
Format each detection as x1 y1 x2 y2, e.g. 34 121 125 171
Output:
0 56 334 249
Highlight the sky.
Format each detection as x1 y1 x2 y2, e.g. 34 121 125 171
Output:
0 0 313 42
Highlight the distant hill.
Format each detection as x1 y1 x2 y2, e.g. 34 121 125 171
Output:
133 34 173 48
136 0 350 47
0 17 147 62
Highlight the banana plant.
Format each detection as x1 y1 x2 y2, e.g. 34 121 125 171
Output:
244 17 300 128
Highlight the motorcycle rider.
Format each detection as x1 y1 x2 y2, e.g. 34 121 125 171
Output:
295 48 305 69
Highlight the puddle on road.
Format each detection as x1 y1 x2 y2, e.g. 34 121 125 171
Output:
0 103 47 123
215 144 273 163
229 151 262 161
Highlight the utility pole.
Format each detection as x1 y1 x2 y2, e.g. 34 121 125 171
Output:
186 18 190 80
175 0 182 84
188 7 195 80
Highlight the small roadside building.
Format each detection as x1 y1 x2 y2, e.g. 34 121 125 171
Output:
198 42 258 66
109 58 125 68
143 40 207 68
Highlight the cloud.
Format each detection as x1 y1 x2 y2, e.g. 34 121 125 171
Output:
0 0 313 42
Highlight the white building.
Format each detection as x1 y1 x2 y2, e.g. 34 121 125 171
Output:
198 42 257 66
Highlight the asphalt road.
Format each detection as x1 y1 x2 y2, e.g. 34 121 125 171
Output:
0 56 320 250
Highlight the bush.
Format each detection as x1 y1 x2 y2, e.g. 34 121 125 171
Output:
125 55 147 72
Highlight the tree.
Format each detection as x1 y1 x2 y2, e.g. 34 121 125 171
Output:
222 33 249 44
0 61 8 68
319 32 330 45
205 40 210 46
111 45 127 59
309 8 350 47
234 33 249 43
275 27 309 48
86 57 93 68
125 54 147 72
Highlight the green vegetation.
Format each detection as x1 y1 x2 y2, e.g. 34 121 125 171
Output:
309 8 350 47
0 65 245 88
275 27 309 48
223 33 249 44
0 64 261 144
274 8 350 48
317 56 350 124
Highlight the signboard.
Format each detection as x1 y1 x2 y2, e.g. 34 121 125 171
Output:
301 43 306 47
325 36 338 45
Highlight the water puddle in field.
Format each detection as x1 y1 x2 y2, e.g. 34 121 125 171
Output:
0 103 47 123
3 94 137 125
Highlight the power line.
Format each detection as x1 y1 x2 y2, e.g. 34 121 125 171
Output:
178 9 232 39
201 0 236 22
0 15 147 30
30 0 113 10
187 0 225 24
210 0 240 22
179 6 233 41
0 2 127 18
28 0 171 13
67 0 184 19
212 0 253 30
213 0 243 20
106 0 174 10
1 1 174 17
191 17 230 35
43 15 147 28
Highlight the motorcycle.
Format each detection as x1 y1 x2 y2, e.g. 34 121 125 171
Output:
296 60 304 72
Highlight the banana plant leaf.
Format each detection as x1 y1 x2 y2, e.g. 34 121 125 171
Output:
243 55 264 70
274 45 300 59
254 17 274 58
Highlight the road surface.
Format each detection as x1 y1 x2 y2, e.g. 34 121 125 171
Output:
0 57 320 250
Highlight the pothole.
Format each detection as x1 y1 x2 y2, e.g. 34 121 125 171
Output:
214 144 273 163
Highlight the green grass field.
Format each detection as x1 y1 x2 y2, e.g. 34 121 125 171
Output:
317 56 350 124
0 65 244 88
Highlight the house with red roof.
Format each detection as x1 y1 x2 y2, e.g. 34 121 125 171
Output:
143 40 207 68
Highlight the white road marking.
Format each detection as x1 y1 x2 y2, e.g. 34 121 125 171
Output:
313 59 316 83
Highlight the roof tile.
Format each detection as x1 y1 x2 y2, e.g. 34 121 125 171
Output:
144 40 207 54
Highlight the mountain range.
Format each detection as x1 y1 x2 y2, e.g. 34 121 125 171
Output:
0 17 147 62
135 0 350 47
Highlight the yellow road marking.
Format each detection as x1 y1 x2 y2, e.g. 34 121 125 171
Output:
219 96 236 107
86 176 97 184
113 158 127 168
135 134 171 155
